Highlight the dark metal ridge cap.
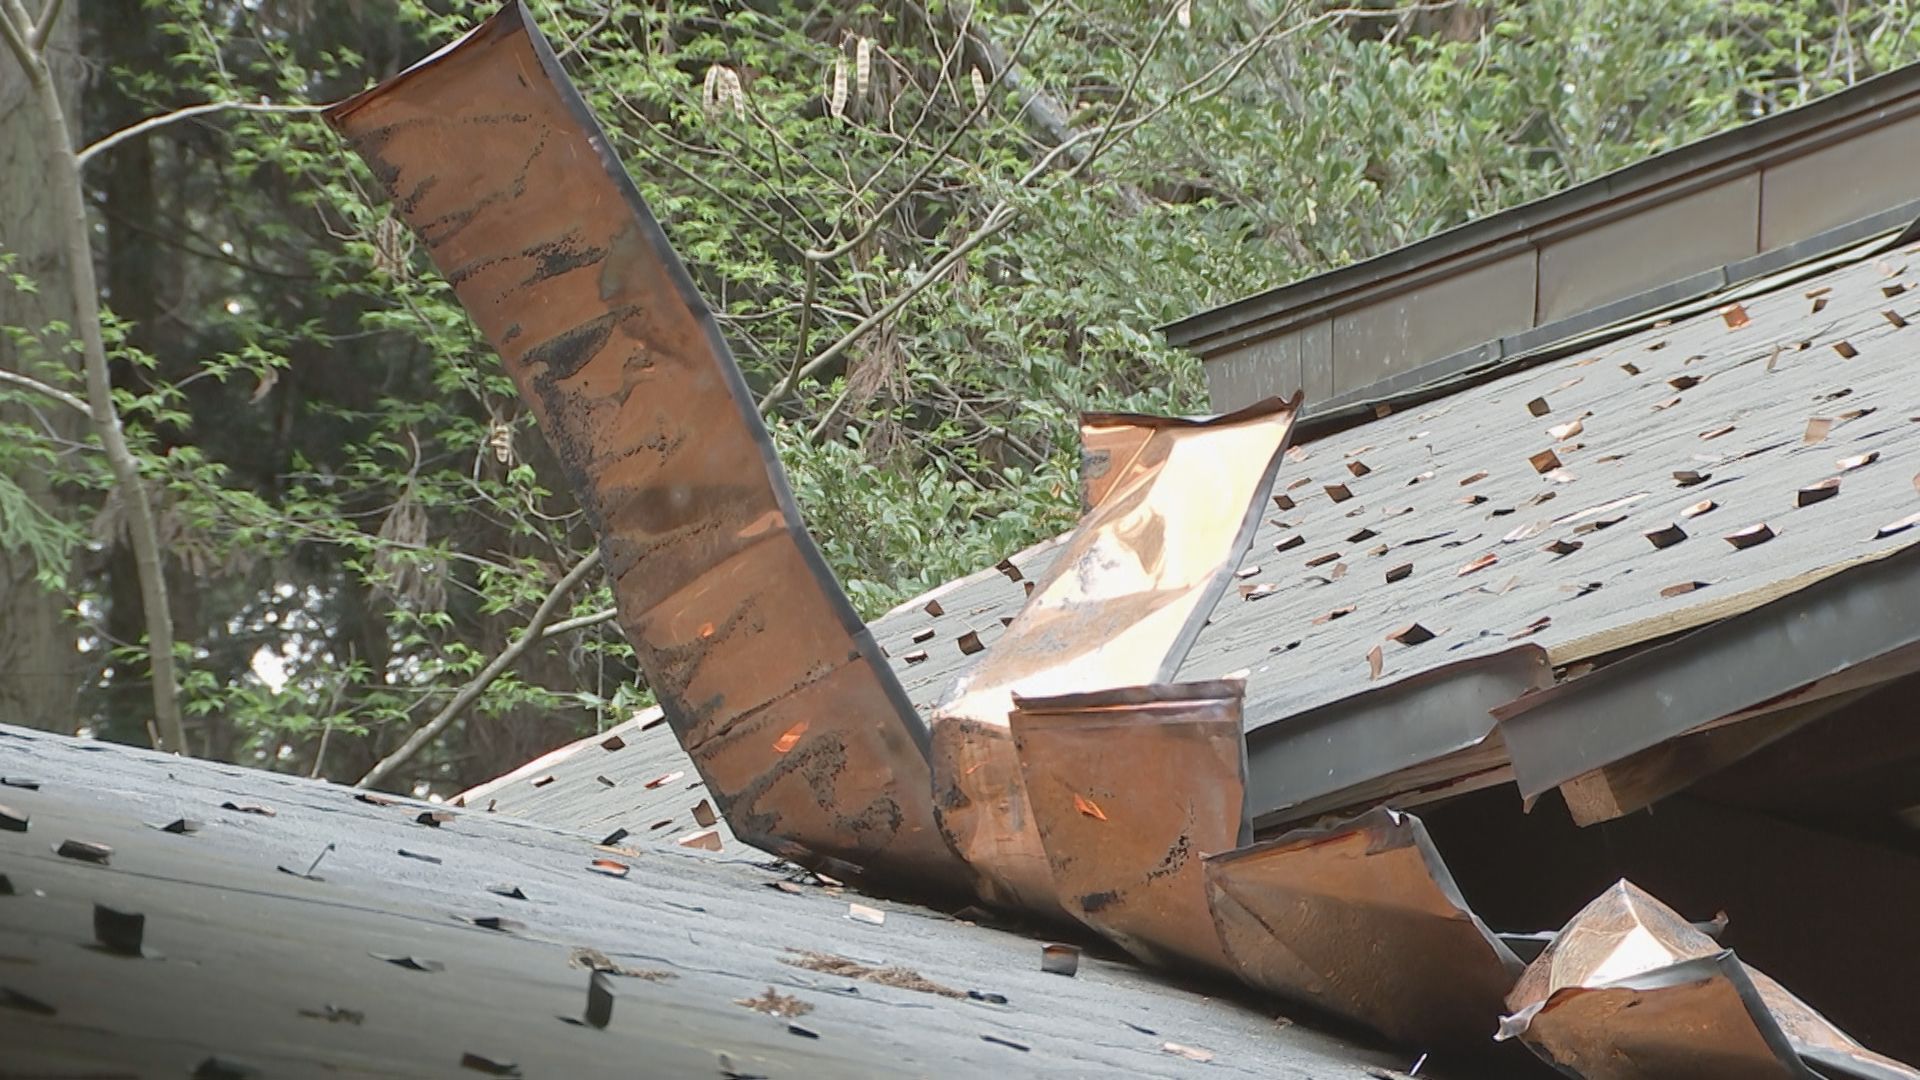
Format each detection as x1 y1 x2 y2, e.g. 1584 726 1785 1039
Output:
1491 539 1920 803
1243 645 1550 832
1160 61 1920 351
1283 199 1920 448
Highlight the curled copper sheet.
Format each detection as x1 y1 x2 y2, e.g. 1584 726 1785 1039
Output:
324 3 964 888
1009 680 1250 973
1202 807 1524 1049
929 398 1300 913
1501 880 1918 1080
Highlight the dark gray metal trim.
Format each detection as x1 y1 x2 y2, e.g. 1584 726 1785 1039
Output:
1162 63 1920 350
1244 645 1551 830
1493 542 1920 802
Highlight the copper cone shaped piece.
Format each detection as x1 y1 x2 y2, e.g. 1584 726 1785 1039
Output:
1202 807 1523 1049
1010 681 1250 973
929 398 1300 915
324 2 963 890
1500 880 1919 1080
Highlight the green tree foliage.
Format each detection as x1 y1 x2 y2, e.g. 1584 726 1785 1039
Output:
2 0 1916 790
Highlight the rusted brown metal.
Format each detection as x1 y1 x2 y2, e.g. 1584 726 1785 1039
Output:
1500 880 1919 1080
929 397 1301 914
1009 680 1249 973
324 3 964 889
1202 807 1523 1049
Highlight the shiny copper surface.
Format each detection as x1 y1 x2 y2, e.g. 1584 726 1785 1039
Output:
929 398 1299 913
1202 807 1523 1048
1501 880 1918 1079
324 3 963 887
1010 681 1250 973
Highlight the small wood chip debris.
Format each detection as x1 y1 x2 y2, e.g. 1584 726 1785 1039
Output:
1274 534 1305 553
1272 493 1296 510
981 1035 1030 1052
783 950 965 997
1721 303 1750 329
1312 605 1355 625
1304 551 1340 568
1459 471 1488 486
1877 512 1920 539
677 829 722 851
148 818 201 834
370 953 444 973
1456 553 1498 577
1667 375 1701 391
1367 645 1384 680
297 1004 366 1025
1531 450 1562 474
1325 483 1353 503
1796 478 1841 507
0 805 26 833
1674 470 1710 486
1161 1042 1215 1064
0 988 55 1016
644 771 684 790
1527 397 1550 417
1681 500 1717 518
1510 616 1552 640
1347 460 1371 477
1387 624 1435 646
692 799 717 828
847 903 886 926
1073 793 1108 821
1661 581 1711 598
220 802 276 817
1837 451 1879 471
1548 418 1584 440
54 839 111 865
1725 523 1776 549
1805 417 1834 443
568 947 672 980
1833 339 1859 358
735 988 813 1018
416 810 453 827
1385 563 1413 583
1645 523 1688 549
587 858 630 878
1699 425 1735 440
1240 582 1279 600
957 630 985 655
1041 943 1080 977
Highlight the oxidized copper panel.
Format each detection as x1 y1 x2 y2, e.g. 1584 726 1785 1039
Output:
324 3 963 887
1203 807 1523 1048
1010 681 1250 973
931 397 1299 913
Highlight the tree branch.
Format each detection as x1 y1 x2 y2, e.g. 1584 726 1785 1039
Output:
356 548 603 790
540 606 618 638
27 0 58 52
0 367 90 415
76 100 325 170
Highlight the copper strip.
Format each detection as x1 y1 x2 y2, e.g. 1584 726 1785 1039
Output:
1009 681 1250 973
324 3 964 888
1202 807 1523 1048
1501 880 1919 1080
929 397 1300 914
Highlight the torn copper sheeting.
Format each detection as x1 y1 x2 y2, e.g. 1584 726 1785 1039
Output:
1010 681 1250 973
324 4 962 888
1204 807 1523 1049
1501 881 1918 1080
929 396 1299 914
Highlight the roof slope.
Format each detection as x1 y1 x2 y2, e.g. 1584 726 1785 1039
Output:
0 725 1419 1078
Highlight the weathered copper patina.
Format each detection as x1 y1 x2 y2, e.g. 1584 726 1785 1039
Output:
1010 680 1249 973
1203 807 1524 1049
1500 880 1918 1080
324 3 964 888
928 397 1299 914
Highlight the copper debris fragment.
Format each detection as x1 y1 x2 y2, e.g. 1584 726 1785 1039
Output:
1041 943 1081 977
1205 808 1523 1048
1500 881 1919 1080
1725 523 1777 549
54 839 111 865
1012 681 1249 972
1796 478 1841 507
458 1052 521 1077
677 829 723 851
587 859 630 878
1388 624 1435 646
643 771 683 790
1644 523 1687 549
1720 303 1750 328
1512 615 1552 639
1457 553 1498 576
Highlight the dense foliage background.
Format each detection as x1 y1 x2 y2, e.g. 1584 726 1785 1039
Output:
4 0 1918 792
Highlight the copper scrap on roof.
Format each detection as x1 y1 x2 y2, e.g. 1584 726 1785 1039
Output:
929 397 1300 914
1501 880 1919 1079
324 2 963 888
1011 680 1249 973
1203 807 1524 1049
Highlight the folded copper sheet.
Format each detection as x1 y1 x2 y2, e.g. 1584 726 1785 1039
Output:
1009 681 1250 973
1203 807 1523 1048
324 3 963 887
1501 880 1919 1080
929 398 1300 913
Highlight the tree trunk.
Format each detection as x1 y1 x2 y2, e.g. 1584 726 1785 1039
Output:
0 6 82 734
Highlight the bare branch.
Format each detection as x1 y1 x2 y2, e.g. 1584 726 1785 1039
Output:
0 367 90 415
27 0 58 52
77 100 325 170
0 4 34 71
356 549 604 790
540 606 618 639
